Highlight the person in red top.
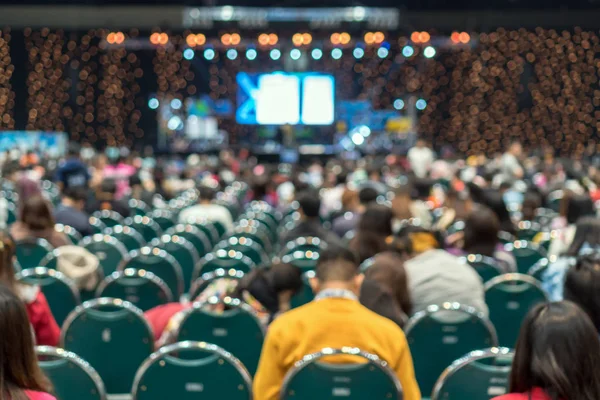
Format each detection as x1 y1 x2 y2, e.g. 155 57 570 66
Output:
0 232 60 346
493 301 600 400
0 284 56 400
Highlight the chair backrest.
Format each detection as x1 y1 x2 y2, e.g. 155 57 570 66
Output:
165 224 212 259
15 238 54 270
96 268 173 311
404 303 498 396
92 210 125 228
88 217 108 235
151 209 176 232
124 247 184 298
131 341 252 400
152 234 200 293
516 221 542 242
281 237 327 257
432 347 514 400
127 216 163 243
290 271 315 309
497 231 516 245
231 226 272 253
281 250 320 272
484 274 548 347
61 298 154 394
16 267 81 326
176 298 265 375
186 218 220 246
55 224 83 244
36 346 107 400
80 234 130 277
505 241 547 274
215 237 269 268
461 254 505 283
129 199 150 216
188 268 245 300
104 225 146 252
281 347 403 400
193 250 255 281
6 200 16 225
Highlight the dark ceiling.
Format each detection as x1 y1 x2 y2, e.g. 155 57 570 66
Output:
0 0 596 9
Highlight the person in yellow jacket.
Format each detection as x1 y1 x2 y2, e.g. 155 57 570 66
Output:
253 247 421 400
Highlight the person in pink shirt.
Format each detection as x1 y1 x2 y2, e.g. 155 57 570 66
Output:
493 301 600 400
103 156 136 200
0 284 56 400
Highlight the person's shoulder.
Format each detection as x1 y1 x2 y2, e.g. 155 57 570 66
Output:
268 301 320 332
24 390 57 400
357 302 406 337
490 394 528 400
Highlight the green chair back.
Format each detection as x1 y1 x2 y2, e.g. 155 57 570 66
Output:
516 221 542 242
89 217 107 235
290 271 315 309
151 210 176 232
193 250 255 281
547 190 563 213
81 234 130 277
504 241 547 274
230 226 271 253
187 219 220 247
104 225 146 252
93 210 125 228
96 269 173 311
17 267 81 326
132 341 252 400
527 258 549 281
485 274 547 347
188 268 245 300
177 299 265 376
55 224 83 244
16 238 54 270
36 346 106 400
6 201 16 225
128 216 163 243
153 235 200 293
281 237 327 257
281 348 402 400
405 303 498 396
124 247 184 297
461 254 504 283
432 347 513 400
61 298 154 395
165 224 212 260
281 250 320 272
497 231 516 245
129 199 151 216
216 237 268 268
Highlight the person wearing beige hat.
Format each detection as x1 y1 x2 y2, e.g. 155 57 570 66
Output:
55 246 101 292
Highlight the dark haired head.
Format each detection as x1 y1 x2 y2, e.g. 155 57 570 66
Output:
19 196 55 231
198 186 216 203
0 284 53 399
565 217 600 257
365 252 412 317
296 190 321 219
521 190 543 222
100 179 117 196
335 171 348 186
63 186 88 203
564 253 600 332
478 189 515 234
351 205 394 262
316 247 359 283
561 192 595 225
0 232 16 292
129 174 142 187
463 205 500 257
509 301 600 400
358 187 379 206
412 179 433 200
67 142 81 158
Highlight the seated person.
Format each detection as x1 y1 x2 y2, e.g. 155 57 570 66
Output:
563 253 600 333
178 186 234 232
54 187 93 237
253 247 420 400
280 190 344 248
399 226 488 316
145 263 303 348
87 179 131 219
332 187 378 238
350 205 394 263
11 196 69 249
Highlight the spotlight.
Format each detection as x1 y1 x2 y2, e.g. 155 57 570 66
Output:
373 32 385 44
115 32 125 44
270 49 281 60
331 48 343 60
290 49 301 60
353 48 364 59
377 47 389 58
168 116 183 130
451 32 461 44
351 132 365 146
186 34 196 47
170 99 182 110
459 32 471 44
183 48 195 60
402 45 414 57
353 6 366 21
419 32 431 43
302 33 312 45
364 32 375 45
340 32 351 45
246 48 257 60
107 33 116 44
311 48 323 60
148 98 159 110
268 33 278 45
293 33 304 47
221 34 231 45
150 33 160 45
393 99 405 110
358 125 371 137
331 33 341 45
410 32 420 43
258 34 270 46
231 33 241 45
416 99 427 110
226 49 238 60
204 48 215 60
158 33 169 45
423 46 436 58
